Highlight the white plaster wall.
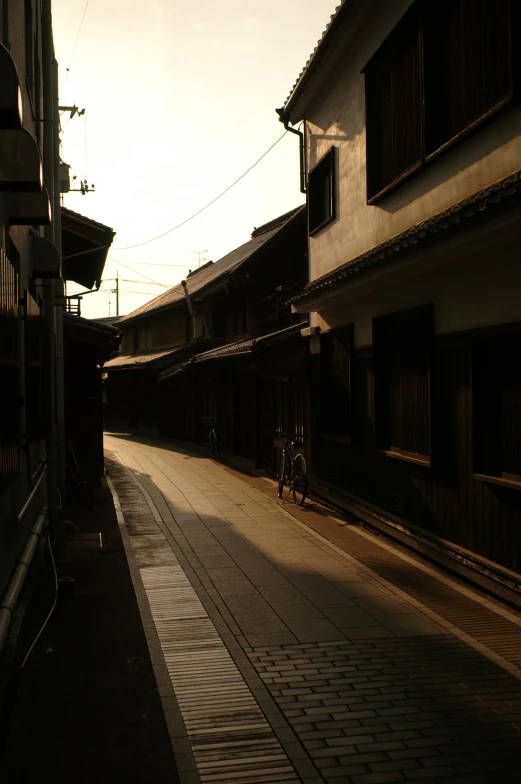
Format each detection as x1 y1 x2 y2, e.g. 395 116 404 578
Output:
316 241 521 347
298 0 521 283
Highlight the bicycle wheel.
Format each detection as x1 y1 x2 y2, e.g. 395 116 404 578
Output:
209 428 219 457
277 450 286 498
292 453 308 506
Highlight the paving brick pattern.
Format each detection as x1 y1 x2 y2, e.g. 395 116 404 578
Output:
248 486 521 671
106 435 521 783
248 637 521 783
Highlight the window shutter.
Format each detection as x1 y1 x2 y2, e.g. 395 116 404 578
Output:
424 0 513 155
374 305 432 459
320 326 352 438
501 335 521 477
373 315 401 450
473 332 521 480
365 3 423 199
399 306 432 457
309 148 335 235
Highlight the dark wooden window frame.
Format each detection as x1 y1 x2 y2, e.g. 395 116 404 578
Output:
319 324 353 444
471 324 521 491
373 304 433 466
363 0 517 204
308 147 336 236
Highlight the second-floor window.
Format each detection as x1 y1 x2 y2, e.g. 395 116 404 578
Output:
364 0 516 202
308 147 336 235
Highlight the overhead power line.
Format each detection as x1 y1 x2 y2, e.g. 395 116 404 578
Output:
118 260 193 268
113 130 288 251
119 278 167 286
108 256 168 287
67 0 91 71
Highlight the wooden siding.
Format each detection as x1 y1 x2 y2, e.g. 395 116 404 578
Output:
313 337 521 575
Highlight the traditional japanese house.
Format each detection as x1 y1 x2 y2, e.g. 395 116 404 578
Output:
0 1 118 697
107 207 310 472
278 0 521 599
63 314 119 487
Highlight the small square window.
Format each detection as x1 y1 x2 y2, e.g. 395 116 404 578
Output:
308 147 336 236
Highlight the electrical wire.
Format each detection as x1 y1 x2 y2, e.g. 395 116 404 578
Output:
119 278 167 286
67 0 91 72
117 261 193 268
119 289 161 294
21 532 58 669
108 256 168 287
113 130 288 250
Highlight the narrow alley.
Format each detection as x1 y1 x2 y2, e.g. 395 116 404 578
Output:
105 433 521 784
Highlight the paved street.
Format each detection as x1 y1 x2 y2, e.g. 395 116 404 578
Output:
106 433 521 784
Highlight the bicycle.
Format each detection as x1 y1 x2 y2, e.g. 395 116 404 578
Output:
202 415 220 458
65 440 94 509
276 432 308 506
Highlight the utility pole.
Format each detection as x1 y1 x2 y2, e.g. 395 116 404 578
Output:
42 0 64 553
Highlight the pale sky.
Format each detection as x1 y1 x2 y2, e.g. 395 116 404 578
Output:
53 0 335 319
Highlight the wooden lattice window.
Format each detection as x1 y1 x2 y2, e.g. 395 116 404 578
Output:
320 325 352 441
424 0 513 156
373 305 433 463
308 147 336 235
364 3 423 201
473 330 521 487
364 0 516 202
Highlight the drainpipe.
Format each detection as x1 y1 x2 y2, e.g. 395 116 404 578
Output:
181 279 210 339
0 510 48 658
42 0 63 553
276 108 307 194
53 56 66 504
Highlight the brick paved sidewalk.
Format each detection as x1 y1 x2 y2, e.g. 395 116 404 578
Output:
106 433 521 784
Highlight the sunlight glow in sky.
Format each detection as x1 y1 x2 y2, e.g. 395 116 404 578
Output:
53 0 336 318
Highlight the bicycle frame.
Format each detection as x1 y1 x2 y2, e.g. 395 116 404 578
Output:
201 415 219 457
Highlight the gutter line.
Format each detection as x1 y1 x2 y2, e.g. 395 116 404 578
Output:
276 109 307 194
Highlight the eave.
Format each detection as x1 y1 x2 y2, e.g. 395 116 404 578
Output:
289 169 521 311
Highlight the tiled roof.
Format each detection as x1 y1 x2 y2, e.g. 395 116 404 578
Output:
103 346 179 370
118 206 304 325
281 1 347 116
289 169 521 307
190 338 254 363
92 315 121 326
159 322 307 382
64 313 120 354
103 337 210 371
64 313 119 336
